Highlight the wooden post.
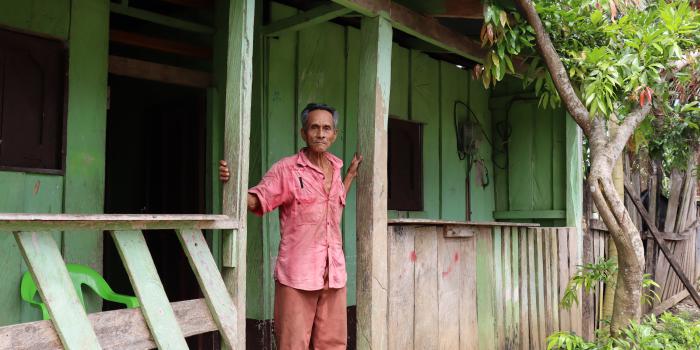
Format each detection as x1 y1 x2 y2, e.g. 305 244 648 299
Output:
356 15 392 350
221 0 255 348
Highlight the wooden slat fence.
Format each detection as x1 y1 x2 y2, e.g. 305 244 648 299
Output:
581 226 609 340
387 222 602 350
0 214 241 350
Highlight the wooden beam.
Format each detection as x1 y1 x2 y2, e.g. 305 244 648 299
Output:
108 55 212 88
0 214 237 231
0 299 217 350
624 182 700 309
262 3 353 37
15 232 102 349
157 0 213 7
492 210 566 220
177 229 238 348
332 0 487 63
221 0 255 349
110 3 215 34
110 30 212 59
356 15 392 350
111 231 189 349
651 288 697 315
387 218 539 227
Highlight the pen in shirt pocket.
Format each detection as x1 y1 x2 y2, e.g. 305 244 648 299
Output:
298 176 304 188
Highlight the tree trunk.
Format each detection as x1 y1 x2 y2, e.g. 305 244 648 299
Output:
588 152 645 333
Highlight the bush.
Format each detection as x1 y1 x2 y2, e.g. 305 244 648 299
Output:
547 313 700 349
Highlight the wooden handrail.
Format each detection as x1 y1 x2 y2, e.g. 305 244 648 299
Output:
0 214 238 231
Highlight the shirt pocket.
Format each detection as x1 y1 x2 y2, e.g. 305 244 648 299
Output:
293 171 324 225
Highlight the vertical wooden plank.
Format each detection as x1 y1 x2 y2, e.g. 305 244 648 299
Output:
568 227 583 334
344 26 361 307
476 226 496 350
111 231 188 350
222 0 254 348
509 102 535 211
438 228 461 350
550 228 560 332
408 50 440 219
535 229 547 346
503 227 515 348
459 234 478 350
493 227 505 349
552 111 567 211
518 228 530 350
467 76 495 221
527 228 540 350
15 232 102 350
543 228 554 336
177 229 238 348
414 227 439 350
388 225 415 350
511 227 521 350
558 228 571 331
62 0 109 314
356 15 392 350
533 109 554 210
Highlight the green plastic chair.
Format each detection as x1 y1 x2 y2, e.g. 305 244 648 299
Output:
20 263 140 320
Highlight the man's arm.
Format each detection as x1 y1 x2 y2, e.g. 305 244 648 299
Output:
343 153 363 195
219 160 261 212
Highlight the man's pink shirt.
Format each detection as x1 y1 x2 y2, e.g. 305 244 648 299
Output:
249 149 347 291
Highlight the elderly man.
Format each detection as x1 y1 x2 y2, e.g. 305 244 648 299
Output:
220 103 362 350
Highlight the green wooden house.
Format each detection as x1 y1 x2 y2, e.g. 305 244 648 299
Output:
0 0 593 349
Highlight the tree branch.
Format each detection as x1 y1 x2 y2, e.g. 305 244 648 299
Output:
607 103 652 163
515 0 592 136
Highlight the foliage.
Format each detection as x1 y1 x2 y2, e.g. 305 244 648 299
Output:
546 313 700 349
559 259 660 310
480 0 700 168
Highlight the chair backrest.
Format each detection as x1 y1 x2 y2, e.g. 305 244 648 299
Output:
20 263 139 320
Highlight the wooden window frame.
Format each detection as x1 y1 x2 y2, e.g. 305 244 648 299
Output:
0 27 69 175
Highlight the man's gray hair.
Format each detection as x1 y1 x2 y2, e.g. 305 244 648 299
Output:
301 103 339 129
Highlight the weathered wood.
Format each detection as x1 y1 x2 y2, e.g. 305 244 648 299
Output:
356 15 392 350
459 231 479 350
557 228 571 331
543 228 554 336
262 3 352 36
476 226 496 350
510 228 521 350
111 230 188 349
14 231 102 350
503 227 515 348
108 55 212 88
0 214 237 231
437 228 460 350
518 227 530 350
493 228 505 349
651 289 694 316
387 218 539 227
109 3 215 33
109 30 212 58
535 229 547 347
527 228 540 349
0 298 217 350
443 225 477 238
550 229 560 333
331 0 488 63
387 226 415 350
414 227 439 350
221 0 254 348
624 182 700 308
177 229 238 348
568 227 583 335
493 210 567 220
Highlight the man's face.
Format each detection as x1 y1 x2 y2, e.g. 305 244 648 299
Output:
301 109 337 154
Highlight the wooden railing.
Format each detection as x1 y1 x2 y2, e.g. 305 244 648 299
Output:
0 214 240 350
386 220 591 350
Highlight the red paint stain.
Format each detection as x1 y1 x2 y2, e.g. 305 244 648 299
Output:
442 251 460 278
409 251 417 262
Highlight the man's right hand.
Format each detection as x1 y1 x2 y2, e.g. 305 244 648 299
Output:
219 160 230 182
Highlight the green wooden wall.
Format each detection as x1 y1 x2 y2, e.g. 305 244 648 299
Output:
490 77 569 226
0 0 109 325
247 2 496 319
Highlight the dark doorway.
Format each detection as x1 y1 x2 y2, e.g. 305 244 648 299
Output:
103 74 214 348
